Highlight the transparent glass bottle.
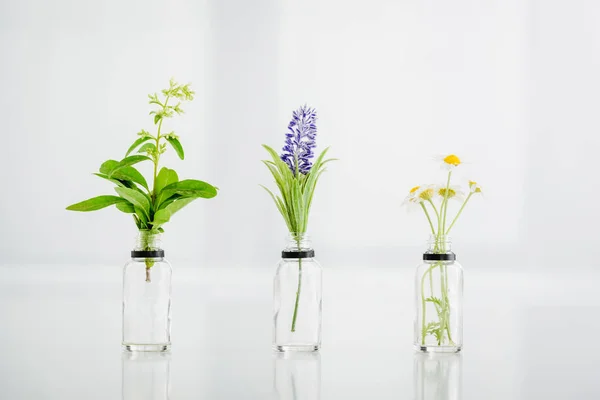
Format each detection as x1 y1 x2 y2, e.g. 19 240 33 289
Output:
414 353 462 400
123 231 172 352
414 236 463 353
273 233 322 352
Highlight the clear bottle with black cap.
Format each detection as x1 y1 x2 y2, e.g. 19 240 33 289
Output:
273 233 322 352
122 231 172 352
414 235 463 353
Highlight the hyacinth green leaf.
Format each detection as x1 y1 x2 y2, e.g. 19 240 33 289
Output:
115 187 150 217
66 195 128 212
155 167 179 195
166 137 184 160
115 201 135 214
125 136 153 157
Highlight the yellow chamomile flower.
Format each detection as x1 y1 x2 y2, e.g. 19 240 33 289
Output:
436 185 465 201
469 180 482 194
435 154 462 170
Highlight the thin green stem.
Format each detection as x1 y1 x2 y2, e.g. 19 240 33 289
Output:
290 236 303 332
446 193 473 235
420 203 436 236
427 199 440 232
440 171 452 234
151 95 171 200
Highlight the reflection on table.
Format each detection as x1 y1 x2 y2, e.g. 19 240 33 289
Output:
414 352 462 400
122 351 171 400
274 352 321 400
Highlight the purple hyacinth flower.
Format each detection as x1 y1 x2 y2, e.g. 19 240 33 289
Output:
280 105 317 175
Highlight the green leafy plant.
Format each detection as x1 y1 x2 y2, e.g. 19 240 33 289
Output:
67 78 218 248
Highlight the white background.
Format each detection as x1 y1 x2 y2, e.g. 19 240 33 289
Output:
2 0 599 269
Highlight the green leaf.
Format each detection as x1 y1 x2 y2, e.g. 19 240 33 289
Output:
152 208 171 225
111 166 149 190
154 114 161 124
115 201 135 213
152 198 196 226
166 137 184 160
93 173 127 188
126 136 153 156
66 195 128 212
155 167 179 195
115 187 150 217
158 179 217 206
99 160 119 175
137 143 156 154
109 155 152 176
164 197 196 216
134 206 149 228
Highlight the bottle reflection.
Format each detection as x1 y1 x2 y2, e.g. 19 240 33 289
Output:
414 353 462 400
274 352 321 400
122 352 171 400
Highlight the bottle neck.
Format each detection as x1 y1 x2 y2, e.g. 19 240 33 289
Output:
427 235 452 254
285 233 313 251
135 231 163 251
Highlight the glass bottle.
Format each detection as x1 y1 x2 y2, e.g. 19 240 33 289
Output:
123 231 172 352
273 233 322 352
414 236 463 353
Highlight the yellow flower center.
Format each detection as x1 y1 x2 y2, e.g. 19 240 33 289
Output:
410 186 420 193
469 180 477 186
438 188 456 198
419 188 434 200
474 187 482 193
443 154 461 166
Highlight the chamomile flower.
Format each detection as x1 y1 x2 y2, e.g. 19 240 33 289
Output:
402 185 432 210
435 154 462 170
415 185 436 202
436 185 465 201
469 180 482 194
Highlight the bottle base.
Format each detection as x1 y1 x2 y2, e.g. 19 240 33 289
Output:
415 345 462 353
123 344 171 352
273 344 320 353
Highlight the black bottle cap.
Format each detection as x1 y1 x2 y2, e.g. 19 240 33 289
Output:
282 250 315 259
131 250 165 258
423 253 456 261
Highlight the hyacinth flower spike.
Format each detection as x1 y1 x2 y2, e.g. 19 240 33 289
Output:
261 105 335 332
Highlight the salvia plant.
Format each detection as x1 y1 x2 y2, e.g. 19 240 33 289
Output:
261 105 335 331
403 154 482 346
67 79 218 262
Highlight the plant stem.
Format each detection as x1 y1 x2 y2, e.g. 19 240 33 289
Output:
446 193 473 235
420 203 436 236
441 171 452 234
151 95 170 200
290 236 303 332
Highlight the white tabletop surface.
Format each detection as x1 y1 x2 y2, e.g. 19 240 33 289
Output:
0 265 598 399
